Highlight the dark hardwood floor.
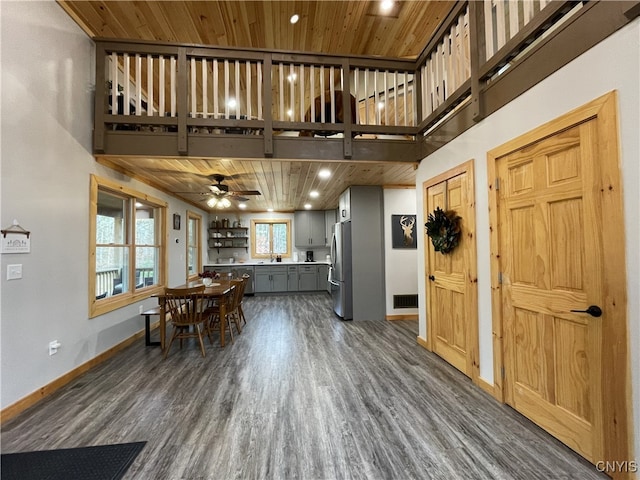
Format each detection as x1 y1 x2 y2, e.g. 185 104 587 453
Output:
2 294 605 479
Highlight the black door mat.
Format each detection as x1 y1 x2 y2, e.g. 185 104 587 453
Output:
1 441 146 480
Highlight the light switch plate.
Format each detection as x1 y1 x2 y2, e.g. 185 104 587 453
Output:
7 264 22 280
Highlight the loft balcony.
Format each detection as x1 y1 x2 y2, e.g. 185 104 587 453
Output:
92 1 634 163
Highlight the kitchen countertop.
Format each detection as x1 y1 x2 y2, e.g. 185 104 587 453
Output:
204 261 330 267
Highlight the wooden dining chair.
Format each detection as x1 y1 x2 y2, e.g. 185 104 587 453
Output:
163 285 214 359
207 285 236 346
237 274 249 326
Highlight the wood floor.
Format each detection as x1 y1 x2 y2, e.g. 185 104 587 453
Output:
2 294 605 479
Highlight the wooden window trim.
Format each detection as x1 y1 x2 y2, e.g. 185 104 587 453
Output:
250 219 292 259
186 210 202 282
89 175 168 318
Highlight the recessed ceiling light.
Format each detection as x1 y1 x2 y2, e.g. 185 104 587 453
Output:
290 14 299 24
380 0 394 13
287 109 293 117
227 98 237 108
238 203 247 209
318 169 331 179
378 101 385 110
304 203 312 209
309 191 319 198
287 73 297 83
267 208 274 212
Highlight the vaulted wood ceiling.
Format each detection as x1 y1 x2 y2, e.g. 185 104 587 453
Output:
58 1 452 211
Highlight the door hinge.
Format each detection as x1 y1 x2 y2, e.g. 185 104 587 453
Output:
498 272 503 284
494 178 500 190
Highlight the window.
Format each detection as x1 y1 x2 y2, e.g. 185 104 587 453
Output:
251 219 291 258
90 175 167 317
186 211 202 281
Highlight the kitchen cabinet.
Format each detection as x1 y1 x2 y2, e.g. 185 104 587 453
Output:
254 265 287 293
316 264 329 291
208 227 249 253
339 188 351 221
324 209 337 247
298 264 317 291
287 265 299 291
294 210 326 247
232 266 254 294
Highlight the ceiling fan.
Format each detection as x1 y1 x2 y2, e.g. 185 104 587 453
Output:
178 173 261 209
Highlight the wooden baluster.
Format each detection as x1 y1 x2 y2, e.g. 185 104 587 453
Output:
159 55 165 117
224 59 230 119
123 53 130 115
310 65 315 123
279 62 284 121
190 58 196 117
213 59 219 119
354 67 360 125
202 58 208 118
330 66 335 124
170 56 176 117
246 61 251 120
135 54 141 116
235 60 240 118
257 61 262 120
299 64 304 123
289 63 295 121
147 54 154 116
320 66 325 123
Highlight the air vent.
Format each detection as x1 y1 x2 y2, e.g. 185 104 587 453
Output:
393 294 418 309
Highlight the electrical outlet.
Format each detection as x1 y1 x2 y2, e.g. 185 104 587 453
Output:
139 305 144 314
49 340 61 356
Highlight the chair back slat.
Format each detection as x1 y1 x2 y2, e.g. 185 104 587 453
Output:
165 285 206 327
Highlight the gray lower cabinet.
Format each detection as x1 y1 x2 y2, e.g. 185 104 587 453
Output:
287 265 299 292
298 264 317 291
317 264 329 291
231 266 254 294
254 265 288 293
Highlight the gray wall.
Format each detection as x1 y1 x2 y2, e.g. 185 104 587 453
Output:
0 0 208 409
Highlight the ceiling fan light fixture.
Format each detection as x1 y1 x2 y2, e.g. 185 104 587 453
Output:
207 197 218 208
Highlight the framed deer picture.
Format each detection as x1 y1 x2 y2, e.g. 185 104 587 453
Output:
392 214 417 249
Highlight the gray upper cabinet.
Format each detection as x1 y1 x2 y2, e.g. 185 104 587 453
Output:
339 188 351 221
294 210 326 247
324 209 337 247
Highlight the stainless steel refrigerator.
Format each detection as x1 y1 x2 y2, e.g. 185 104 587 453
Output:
329 221 353 320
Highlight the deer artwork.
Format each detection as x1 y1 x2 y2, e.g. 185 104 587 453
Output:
399 215 416 247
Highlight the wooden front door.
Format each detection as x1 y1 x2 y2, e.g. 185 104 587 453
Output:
424 160 478 380
488 92 630 468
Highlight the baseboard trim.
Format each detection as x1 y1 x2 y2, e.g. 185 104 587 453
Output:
0 323 157 424
416 335 429 350
475 377 496 398
386 314 418 321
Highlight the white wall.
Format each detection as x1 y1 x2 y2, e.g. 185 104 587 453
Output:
0 0 208 409
383 188 418 317
415 19 639 462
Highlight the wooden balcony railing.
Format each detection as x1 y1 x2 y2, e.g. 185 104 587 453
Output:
93 0 634 161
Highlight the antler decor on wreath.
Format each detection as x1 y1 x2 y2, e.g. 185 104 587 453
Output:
425 207 462 254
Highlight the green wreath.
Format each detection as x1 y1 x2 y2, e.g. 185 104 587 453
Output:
425 207 461 254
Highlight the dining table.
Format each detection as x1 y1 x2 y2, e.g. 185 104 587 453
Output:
153 279 234 352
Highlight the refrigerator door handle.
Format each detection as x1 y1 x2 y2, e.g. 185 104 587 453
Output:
329 280 340 286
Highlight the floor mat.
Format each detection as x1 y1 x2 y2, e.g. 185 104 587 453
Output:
1 441 146 480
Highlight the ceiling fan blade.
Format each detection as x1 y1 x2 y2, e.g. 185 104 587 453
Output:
228 190 261 196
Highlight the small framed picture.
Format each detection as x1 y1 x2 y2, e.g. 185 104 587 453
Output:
173 213 181 230
392 214 417 249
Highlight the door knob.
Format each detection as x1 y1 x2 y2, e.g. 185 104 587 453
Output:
570 305 602 317
428 275 435 281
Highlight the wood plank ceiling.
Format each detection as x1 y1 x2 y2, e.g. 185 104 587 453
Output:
58 0 451 212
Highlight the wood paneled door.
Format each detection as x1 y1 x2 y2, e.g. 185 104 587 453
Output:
487 92 631 473
423 160 478 382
